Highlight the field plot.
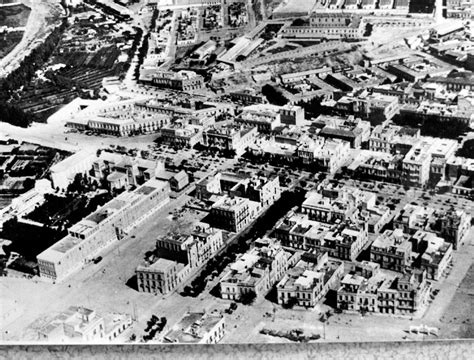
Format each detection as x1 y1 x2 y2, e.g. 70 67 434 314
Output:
6 4 140 121
0 30 23 58
0 3 30 28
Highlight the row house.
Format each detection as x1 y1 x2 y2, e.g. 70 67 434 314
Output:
276 251 344 308
220 238 301 301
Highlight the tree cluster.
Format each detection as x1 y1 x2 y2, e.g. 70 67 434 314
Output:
0 19 68 95
0 102 33 127
143 315 167 342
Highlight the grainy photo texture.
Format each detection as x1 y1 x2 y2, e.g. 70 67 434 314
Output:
0 0 472 355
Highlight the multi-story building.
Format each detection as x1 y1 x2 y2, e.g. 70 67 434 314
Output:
148 70 204 91
282 14 366 40
280 104 306 126
276 252 344 308
369 124 420 154
228 174 282 208
353 152 404 183
402 140 432 186
427 209 472 250
411 230 453 281
273 211 369 261
297 137 350 173
300 185 370 224
335 92 400 124
236 104 281 133
137 223 225 294
156 223 225 270
160 124 203 148
37 179 170 282
220 238 301 301
195 171 247 201
85 115 170 137
50 150 96 191
393 204 436 235
394 204 471 250
315 115 371 149
370 229 412 273
91 152 165 191
337 267 431 315
203 125 258 156
163 311 225 344
136 258 189 295
210 195 260 233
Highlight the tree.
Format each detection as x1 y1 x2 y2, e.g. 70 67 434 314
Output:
262 84 288 106
457 139 474 159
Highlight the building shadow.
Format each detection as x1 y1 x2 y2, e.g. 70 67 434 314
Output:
209 282 221 298
264 286 278 304
323 289 338 308
126 274 138 291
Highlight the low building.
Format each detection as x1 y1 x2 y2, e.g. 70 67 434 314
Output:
37 306 132 343
229 90 267 105
146 70 204 91
276 251 344 308
170 170 189 192
220 238 301 301
37 179 170 282
163 311 225 344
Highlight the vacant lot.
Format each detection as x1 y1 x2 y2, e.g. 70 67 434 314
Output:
0 4 31 28
439 264 474 339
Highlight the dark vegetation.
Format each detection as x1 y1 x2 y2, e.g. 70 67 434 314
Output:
393 114 469 140
262 84 288 106
456 139 474 159
143 315 167 341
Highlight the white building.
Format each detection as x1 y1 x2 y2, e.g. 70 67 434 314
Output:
50 150 96 191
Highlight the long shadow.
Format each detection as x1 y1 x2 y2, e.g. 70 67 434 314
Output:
126 274 138 291
209 282 221 298
323 289 338 308
265 286 278 304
